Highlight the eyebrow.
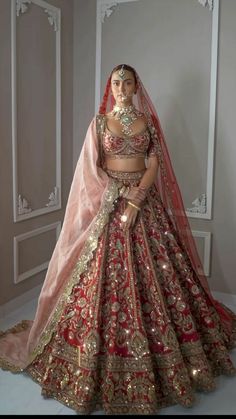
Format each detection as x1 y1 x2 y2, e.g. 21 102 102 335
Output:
112 78 133 82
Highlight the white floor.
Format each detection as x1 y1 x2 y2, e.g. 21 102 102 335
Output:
0 297 236 415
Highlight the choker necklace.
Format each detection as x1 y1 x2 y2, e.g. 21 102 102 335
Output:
110 104 142 136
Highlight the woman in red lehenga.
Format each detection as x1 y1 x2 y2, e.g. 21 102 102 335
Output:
0 64 236 414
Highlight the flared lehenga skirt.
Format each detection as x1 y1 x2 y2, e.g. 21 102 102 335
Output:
27 169 236 415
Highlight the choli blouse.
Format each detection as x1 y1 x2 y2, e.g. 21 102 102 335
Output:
102 126 158 159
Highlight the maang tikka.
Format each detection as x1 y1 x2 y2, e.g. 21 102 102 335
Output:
118 65 126 80
111 65 142 136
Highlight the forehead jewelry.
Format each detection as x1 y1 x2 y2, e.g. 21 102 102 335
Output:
118 65 125 80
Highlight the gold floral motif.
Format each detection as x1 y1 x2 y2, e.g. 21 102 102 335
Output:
75 374 96 400
83 331 100 357
101 376 115 403
24 171 236 415
130 331 149 357
77 298 87 308
127 376 156 402
28 179 120 365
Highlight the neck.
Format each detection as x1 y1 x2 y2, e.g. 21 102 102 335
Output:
114 102 135 111
115 100 134 108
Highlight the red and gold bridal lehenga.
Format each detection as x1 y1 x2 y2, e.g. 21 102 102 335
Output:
0 67 236 415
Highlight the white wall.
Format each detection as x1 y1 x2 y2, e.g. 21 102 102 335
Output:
73 0 96 169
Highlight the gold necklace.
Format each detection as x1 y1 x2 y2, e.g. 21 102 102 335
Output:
110 105 142 136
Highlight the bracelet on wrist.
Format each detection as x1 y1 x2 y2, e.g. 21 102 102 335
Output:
127 200 141 211
139 185 148 190
138 185 148 193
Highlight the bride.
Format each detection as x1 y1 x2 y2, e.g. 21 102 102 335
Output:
0 64 235 415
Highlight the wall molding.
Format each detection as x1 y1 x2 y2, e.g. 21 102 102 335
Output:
192 230 212 277
198 0 214 11
95 0 139 116
187 0 219 219
95 0 219 221
187 193 207 215
13 221 61 284
11 0 61 222
100 1 117 23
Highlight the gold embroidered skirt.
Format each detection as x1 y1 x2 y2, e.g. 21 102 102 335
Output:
27 169 236 415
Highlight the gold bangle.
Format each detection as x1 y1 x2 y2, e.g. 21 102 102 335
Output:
127 201 141 211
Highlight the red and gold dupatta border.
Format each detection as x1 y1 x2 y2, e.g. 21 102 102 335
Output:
27 178 120 365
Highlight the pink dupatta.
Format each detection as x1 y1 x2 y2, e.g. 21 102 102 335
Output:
0 116 120 371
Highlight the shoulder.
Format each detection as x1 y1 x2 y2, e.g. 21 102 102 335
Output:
136 111 148 130
139 111 148 123
134 110 148 126
95 113 106 121
95 113 106 124
95 113 106 134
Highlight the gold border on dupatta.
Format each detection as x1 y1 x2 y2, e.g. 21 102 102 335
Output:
28 178 120 364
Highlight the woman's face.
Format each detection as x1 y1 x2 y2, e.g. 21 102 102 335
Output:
111 69 136 106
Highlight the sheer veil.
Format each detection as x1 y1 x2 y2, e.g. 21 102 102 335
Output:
100 65 234 334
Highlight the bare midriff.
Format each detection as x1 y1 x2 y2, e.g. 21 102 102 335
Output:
105 156 146 172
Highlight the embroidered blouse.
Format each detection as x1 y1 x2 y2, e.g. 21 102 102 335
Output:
102 126 158 160
96 114 159 168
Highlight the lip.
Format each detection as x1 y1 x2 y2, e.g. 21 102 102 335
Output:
118 95 128 100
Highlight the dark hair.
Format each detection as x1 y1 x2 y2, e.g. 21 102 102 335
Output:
111 64 137 85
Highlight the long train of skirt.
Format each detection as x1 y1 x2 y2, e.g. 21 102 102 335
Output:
27 169 236 415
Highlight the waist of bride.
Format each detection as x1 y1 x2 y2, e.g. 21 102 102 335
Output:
106 168 146 181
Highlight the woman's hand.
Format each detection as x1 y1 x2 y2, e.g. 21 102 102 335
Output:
125 186 147 206
120 204 139 231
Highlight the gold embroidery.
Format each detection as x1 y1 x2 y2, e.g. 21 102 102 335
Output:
130 331 149 357
24 170 236 414
28 179 120 365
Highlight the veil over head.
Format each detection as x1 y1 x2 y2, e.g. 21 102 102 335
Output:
100 64 234 333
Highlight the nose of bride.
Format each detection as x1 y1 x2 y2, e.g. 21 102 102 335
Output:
119 84 125 94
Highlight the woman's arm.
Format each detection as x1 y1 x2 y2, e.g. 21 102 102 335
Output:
120 156 159 230
139 156 159 189
122 156 159 206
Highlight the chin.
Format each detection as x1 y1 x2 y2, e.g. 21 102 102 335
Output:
117 99 130 106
